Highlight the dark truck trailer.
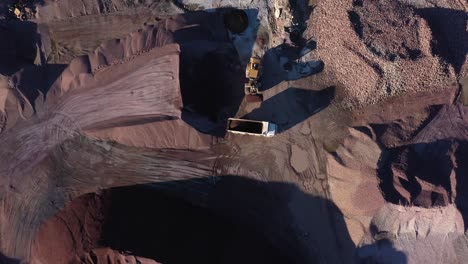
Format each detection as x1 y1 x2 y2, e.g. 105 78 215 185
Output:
227 118 276 137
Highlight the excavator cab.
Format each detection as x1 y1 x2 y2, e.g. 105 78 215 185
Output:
244 57 263 102
7 0 33 21
246 57 262 80
13 8 21 18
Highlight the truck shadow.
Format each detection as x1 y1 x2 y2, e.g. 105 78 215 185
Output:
243 86 335 133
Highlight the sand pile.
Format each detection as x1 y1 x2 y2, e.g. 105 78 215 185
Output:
380 140 456 207
0 13 231 260
358 204 464 263
350 1 423 61
327 87 468 262
44 44 182 130
375 104 468 210
306 0 461 108
39 11 243 148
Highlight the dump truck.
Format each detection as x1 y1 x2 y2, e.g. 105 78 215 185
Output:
244 57 264 102
227 118 276 137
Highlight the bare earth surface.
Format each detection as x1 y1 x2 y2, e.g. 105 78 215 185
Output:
0 0 467 264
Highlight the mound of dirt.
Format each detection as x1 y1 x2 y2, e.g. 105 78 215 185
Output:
306 0 458 108
358 204 464 264
350 1 423 61
38 11 243 148
380 140 456 207
1 0 468 263
326 84 468 261
375 104 468 210
43 43 183 132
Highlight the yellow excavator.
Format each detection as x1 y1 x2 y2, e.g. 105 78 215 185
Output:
244 57 263 102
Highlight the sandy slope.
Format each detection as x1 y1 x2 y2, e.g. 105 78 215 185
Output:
0 37 218 261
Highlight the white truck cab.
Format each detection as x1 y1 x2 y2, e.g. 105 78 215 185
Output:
227 118 277 137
